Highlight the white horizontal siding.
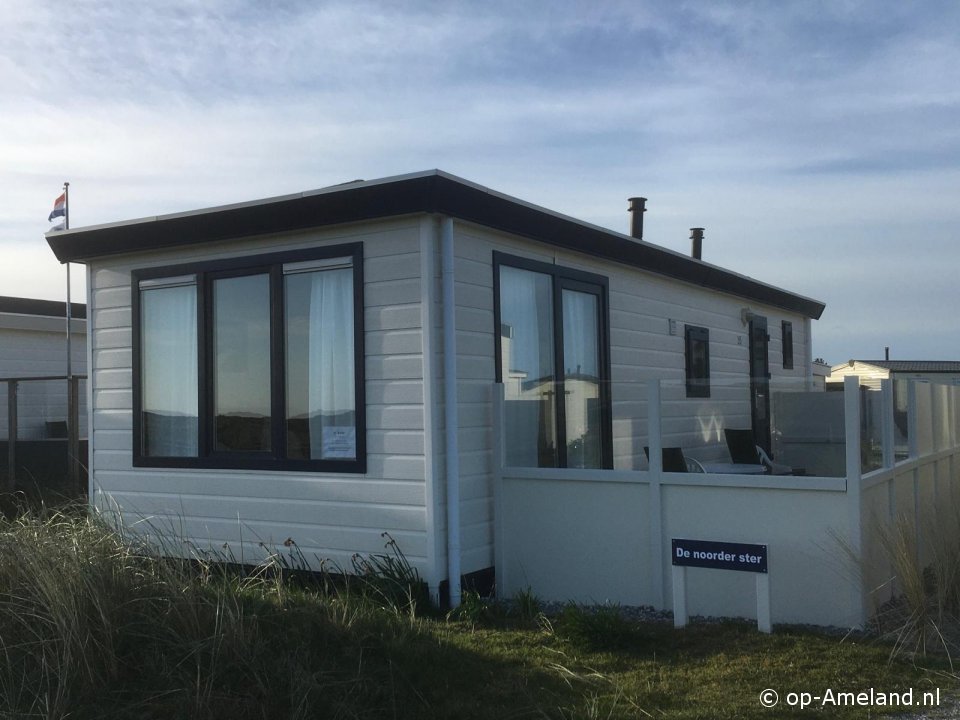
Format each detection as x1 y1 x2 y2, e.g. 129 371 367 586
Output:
88 219 432 575
92 429 131 451
95 348 131 369
102 491 425 531
95 508 427 566
367 355 422 380
97 469 424 502
365 303 420 332
366 380 423 405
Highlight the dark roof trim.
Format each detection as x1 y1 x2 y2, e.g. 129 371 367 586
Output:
0 296 86 320
852 360 960 373
46 170 825 319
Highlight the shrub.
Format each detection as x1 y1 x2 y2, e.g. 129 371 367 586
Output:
556 604 640 651
873 510 960 662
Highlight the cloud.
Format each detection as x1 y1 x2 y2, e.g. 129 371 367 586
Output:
1 0 960 364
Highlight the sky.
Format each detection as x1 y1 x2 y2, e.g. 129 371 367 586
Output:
2 0 959 365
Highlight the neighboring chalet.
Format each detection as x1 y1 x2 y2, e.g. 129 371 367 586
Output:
46 170 826 608
828 360 960 389
0 296 86 440
811 358 831 391
0 296 87 488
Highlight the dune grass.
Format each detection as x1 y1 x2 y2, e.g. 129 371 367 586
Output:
0 504 955 719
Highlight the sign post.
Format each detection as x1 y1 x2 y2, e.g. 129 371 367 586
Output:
671 538 771 633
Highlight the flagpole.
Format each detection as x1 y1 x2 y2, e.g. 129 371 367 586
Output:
61 181 80 493
64 181 72 381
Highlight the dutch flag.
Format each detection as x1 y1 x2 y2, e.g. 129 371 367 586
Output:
48 192 66 223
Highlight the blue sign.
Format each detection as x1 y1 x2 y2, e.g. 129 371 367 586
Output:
671 538 767 573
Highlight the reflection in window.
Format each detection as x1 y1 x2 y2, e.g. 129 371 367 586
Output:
562 289 601 468
140 279 198 456
213 274 272 452
285 266 356 460
499 266 557 467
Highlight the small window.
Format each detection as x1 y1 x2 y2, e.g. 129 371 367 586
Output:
782 321 794 370
685 326 710 398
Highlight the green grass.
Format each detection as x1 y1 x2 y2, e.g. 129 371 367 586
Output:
0 506 955 719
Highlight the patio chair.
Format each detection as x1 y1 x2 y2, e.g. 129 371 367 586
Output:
756 445 793 476
644 446 692 473
723 428 792 475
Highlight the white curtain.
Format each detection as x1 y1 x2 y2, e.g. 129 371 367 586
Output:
561 290 598 379
307 268 355 459
561 289 601 468
142 284 198 456
499 266 554 385
500 266 557 466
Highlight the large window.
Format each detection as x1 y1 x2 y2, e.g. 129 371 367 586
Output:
133 244 365 472
494 253 612 469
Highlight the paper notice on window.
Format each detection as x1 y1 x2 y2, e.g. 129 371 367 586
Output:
322 427 356 459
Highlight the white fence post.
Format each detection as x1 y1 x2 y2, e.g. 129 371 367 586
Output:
672 565 688 629
647 379 665 610
932 386 943 505
907 381 918 460
6 380 16 492
951 386 959 502
844 375 866 626
492 383 506 598
880 379 895 470
909 382 922 560
879 378 897 603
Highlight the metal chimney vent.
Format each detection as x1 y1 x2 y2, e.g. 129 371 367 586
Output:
690 228 704 260
628 197 647 240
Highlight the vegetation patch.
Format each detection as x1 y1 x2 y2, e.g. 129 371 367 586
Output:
0 504 955 719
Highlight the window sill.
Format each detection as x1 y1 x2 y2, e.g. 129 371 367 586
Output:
132 456 367 474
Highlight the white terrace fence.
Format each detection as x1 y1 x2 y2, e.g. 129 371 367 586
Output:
1 375 88 495
492 376 960 628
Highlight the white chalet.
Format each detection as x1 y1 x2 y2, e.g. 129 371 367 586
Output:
46 170 826 606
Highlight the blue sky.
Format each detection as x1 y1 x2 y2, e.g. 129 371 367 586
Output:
3 0 959 364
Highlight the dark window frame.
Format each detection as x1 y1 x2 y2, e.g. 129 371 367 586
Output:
781 320 794 370
132 242 366 473
493 251 613 469
684 325 711 398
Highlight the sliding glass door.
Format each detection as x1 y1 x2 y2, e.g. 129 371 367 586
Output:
496 254 611 469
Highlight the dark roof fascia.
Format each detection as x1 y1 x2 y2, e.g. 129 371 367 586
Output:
46 170 825 319
856 360 960 373
0 296 87 320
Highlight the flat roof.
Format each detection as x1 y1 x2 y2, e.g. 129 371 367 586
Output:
840 360 960 374
0 296 86 320
45 169 825 319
